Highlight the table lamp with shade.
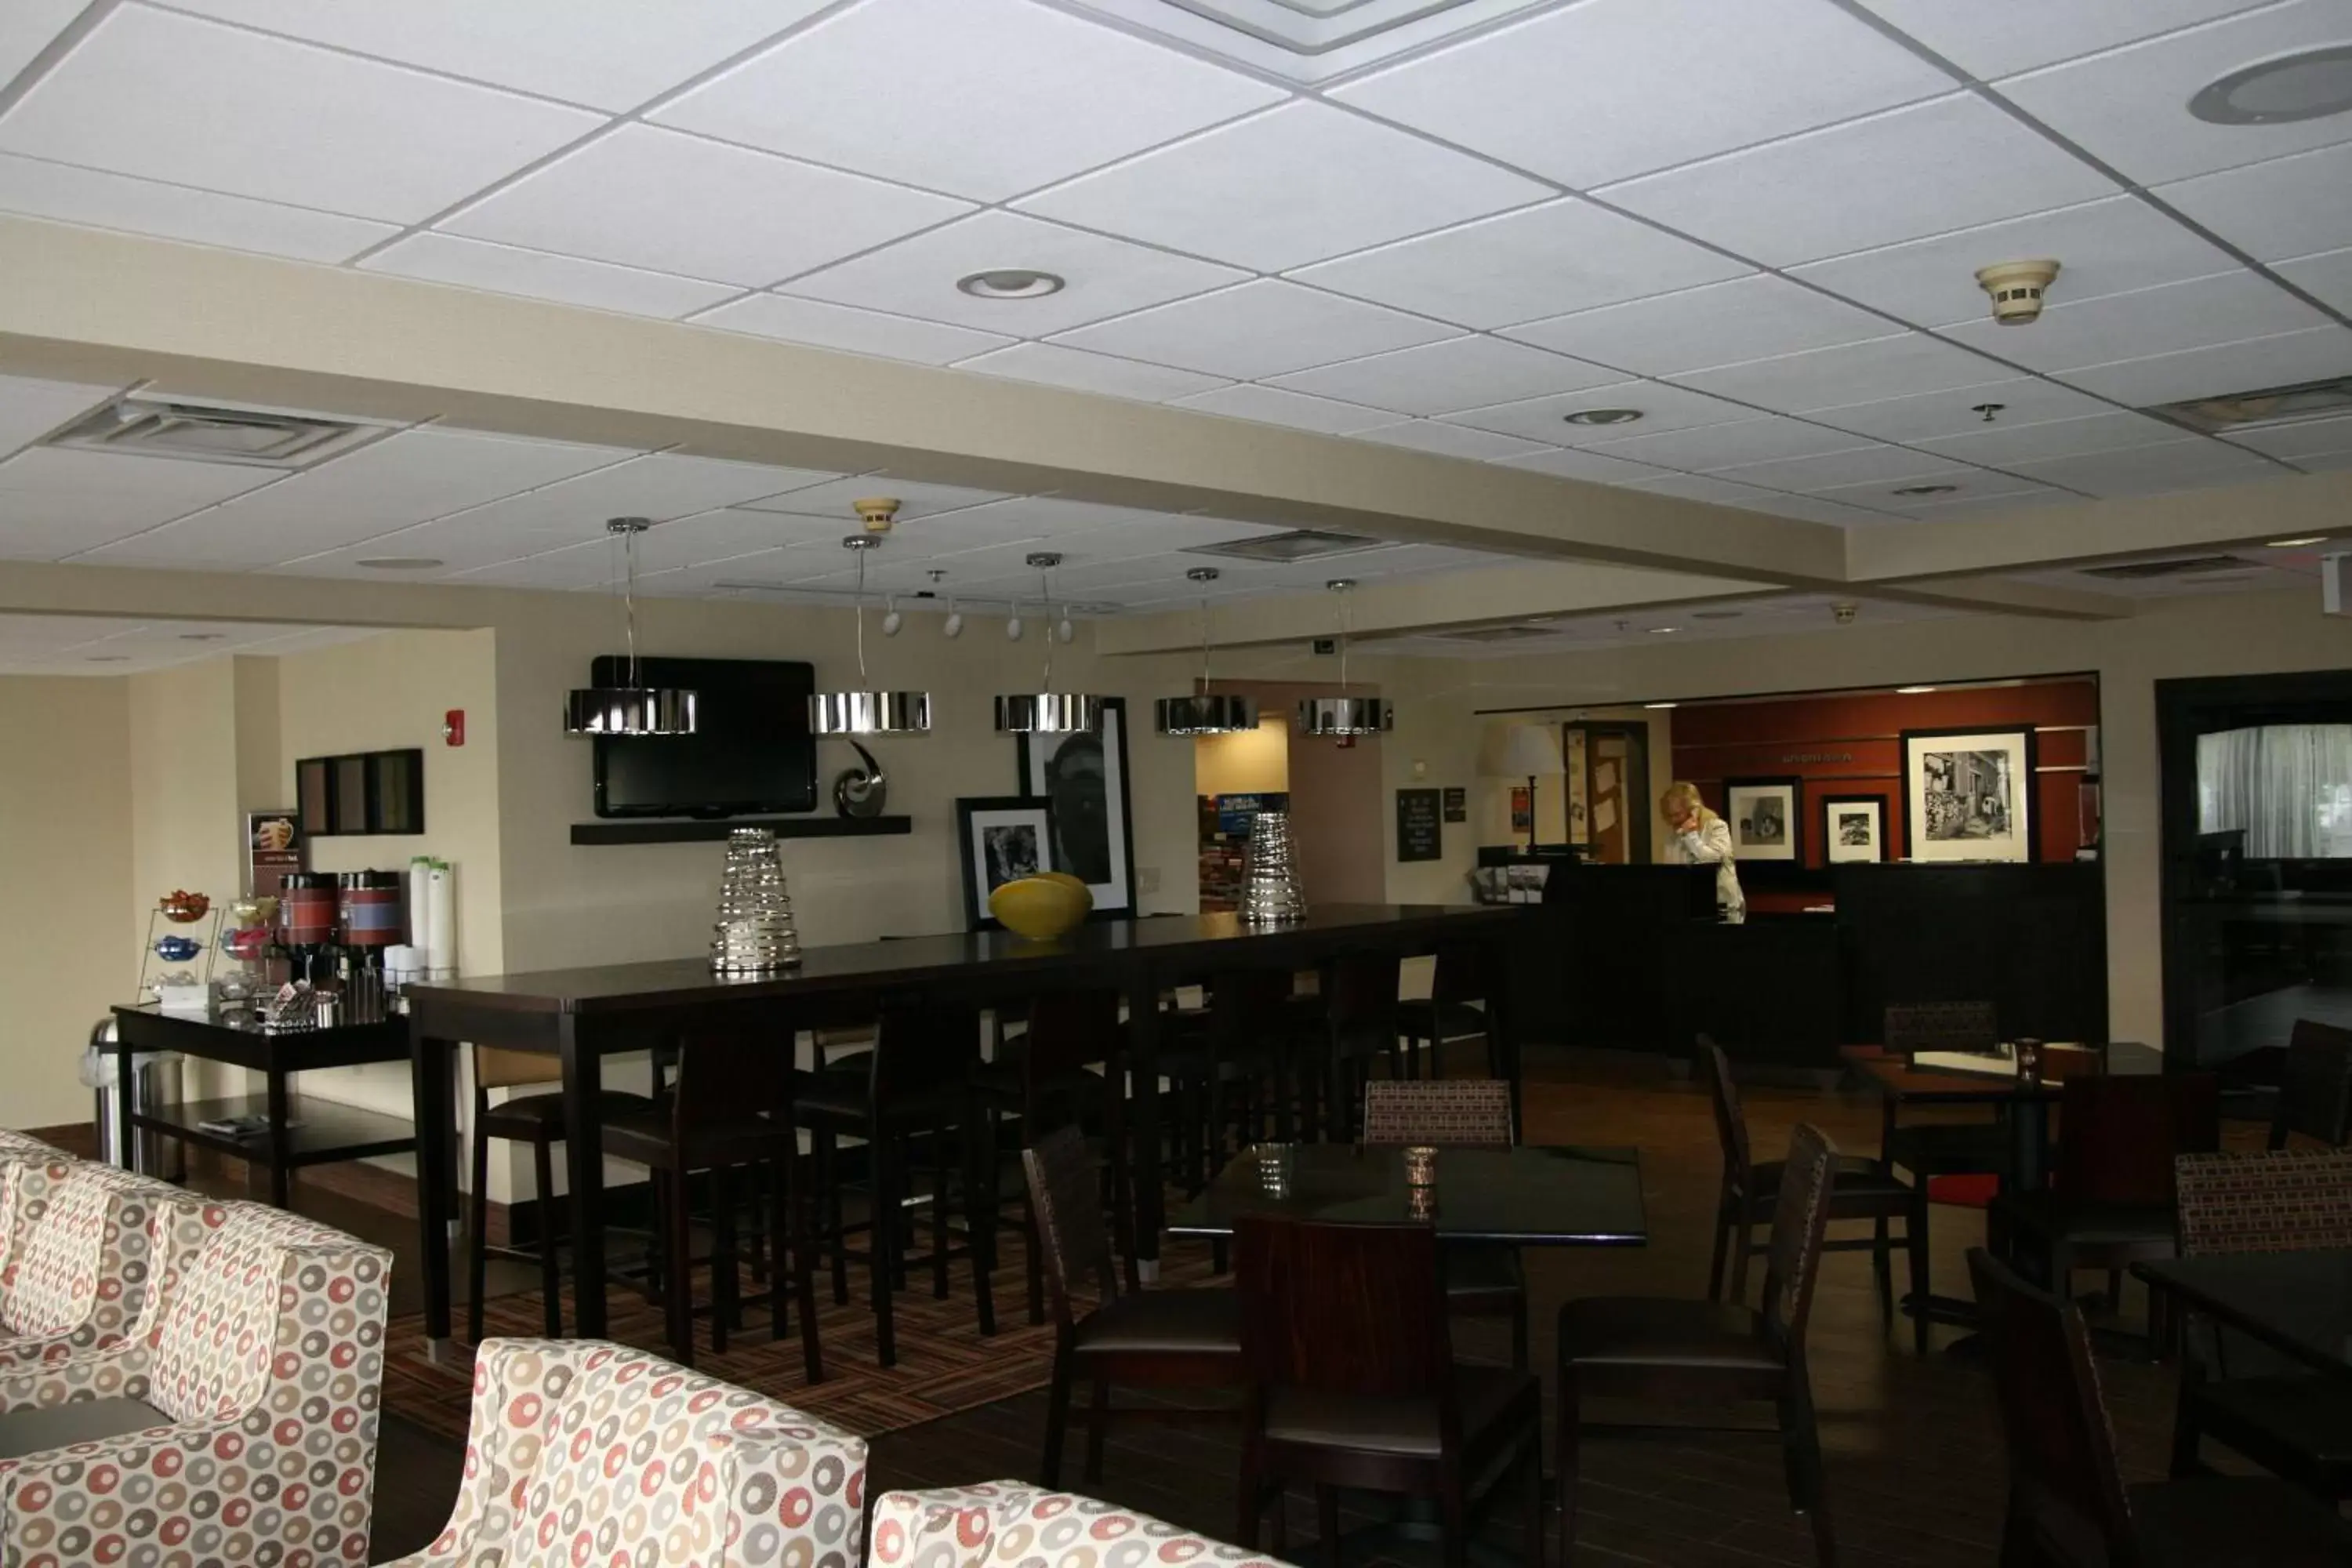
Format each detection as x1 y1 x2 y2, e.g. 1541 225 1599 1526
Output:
1486 724 1566 853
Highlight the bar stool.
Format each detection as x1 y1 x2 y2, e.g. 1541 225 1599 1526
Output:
1398 942 1496 1080
466 1046 658 1344
1305 950 1404 1142
1160 969 1305 1188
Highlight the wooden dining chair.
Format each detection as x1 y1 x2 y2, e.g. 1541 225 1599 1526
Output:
1967 1245 2352 1566
1359 1079 1527 1368
1024 1125 1243 1487
1699 1037 1926 1349
1308 951 1405 1143
2272 1019 2352 1149
1559 1122 1841 1568
1397 944 1496 1081
2166 1148 2352 1501
1233 1214 1544 1568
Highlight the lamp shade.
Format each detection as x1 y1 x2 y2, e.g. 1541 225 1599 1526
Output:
564 686 696 736
1493 724 1565 777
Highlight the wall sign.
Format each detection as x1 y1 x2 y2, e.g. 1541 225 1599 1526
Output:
1779 752 1854 764
1441 786 1466 822
1396 787 1443 863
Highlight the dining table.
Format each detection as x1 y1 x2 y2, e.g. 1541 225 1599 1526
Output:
403 902 1527 1359
2135 1250 2352 1378
1170 1141 1647 1246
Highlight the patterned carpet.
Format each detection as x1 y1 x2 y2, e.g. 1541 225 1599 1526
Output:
382 1221 1225 1446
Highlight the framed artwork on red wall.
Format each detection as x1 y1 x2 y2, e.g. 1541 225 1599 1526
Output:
1820 793 1885 865
1725 775 1801 862
1902 727 2035 863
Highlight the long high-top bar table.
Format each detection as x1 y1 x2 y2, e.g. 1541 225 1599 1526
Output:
405 903 1525 1357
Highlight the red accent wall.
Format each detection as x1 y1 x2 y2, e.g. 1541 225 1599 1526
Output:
1668 681 2098 896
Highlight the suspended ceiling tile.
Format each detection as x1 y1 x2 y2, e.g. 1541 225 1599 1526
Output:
1851 0 2278 80
0 151 400 263
1490 446 1679 485
359 231 739 318
689 294 1014 365
1994 1 2352 185
2053 326 2352 406
0 6 602 223
1349 421 1552 462
1586 416 1877 473
1169 383 1396 436
0 372 121 461
2276 246 2352 315
1788 194 2242 328
1505 274 1897 377
1048 280 1455 381
2220 411 2352 461
1288 198 1754 332
779 210 1246 336
441 124 971 289
1329 0 1948 189
1014 100 1548 274
1940 270 2332 373
2157 143 2352 263
0 447 281 560
1443 379 1751 446
78 427 638 568
1915 410 2198 468
0 0 85 89
2009 437 2285 497
1269 336 1620 417
656 0 1281 202
1671 332 2014 415
1802 377 2119 445
1709 444 1977 494
953 343 1231 402
735 474 1010 521
1599 93 2118 269
162 0 838 111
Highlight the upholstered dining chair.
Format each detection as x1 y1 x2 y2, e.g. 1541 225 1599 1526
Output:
2166 1148 2352 1501
383 1338 868 1568
1396 943 1497 1082
0 1136 74 1287
1023 1125 1240 1487
2271 1019 2352 1149
0 1200 391 1566
0 1162 182 1372
1359 1079 1529 1367
1969 1245 2352 1566
872 1482 1281 1568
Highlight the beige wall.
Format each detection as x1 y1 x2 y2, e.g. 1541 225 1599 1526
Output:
1194 713 1290 797
0 677 134 1127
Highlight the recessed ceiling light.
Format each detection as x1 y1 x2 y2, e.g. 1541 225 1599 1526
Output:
179 633 227 641
1690 608 1742 621
1644 701 1679 710
1896 684 1937 695
85 655 128 663
1562 408 1643 427
1649 626 1679 634
2267 536 2328 548
1893 483 1959 497
2190 45 2352 125
355 557 444 571
956 268 1065 299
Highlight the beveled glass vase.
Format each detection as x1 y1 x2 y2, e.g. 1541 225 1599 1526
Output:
710 827 802 973
1239 809 1308 925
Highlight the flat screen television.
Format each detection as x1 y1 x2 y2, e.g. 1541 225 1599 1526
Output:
590 655 816 818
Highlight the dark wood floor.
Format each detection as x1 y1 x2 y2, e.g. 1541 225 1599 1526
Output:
329 1049 2201 1566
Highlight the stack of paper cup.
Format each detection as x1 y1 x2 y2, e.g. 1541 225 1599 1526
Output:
426 859 456 975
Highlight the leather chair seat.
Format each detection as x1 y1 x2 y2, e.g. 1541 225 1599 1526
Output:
2125 1475 2352 1566
1399 999 1488 1043
1262 1364 1531 1459
0 1396 173 1459
1746 1153 1911 1206
2192 1374 2352 1478
1073 1287 1241 1358
1443 1242 1523 1300
1558 1297 1784 1375
477 1089 657 1138
1884 1120 2009 1178
794 1077 959 1128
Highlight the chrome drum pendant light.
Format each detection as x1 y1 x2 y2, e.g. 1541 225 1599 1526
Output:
994 552 1102 735
810 532 931 735
1155 567 1258 736
564 517 697 736
1297 578 1393 737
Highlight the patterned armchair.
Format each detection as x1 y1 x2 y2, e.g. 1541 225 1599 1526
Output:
0 1164 185 1370
871 1483 1283 1568
0 1141 75 1290
383 1338 866 1568
0 1200 391 1566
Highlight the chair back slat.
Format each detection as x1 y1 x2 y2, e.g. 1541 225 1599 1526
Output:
1325 952 1402 1033
1022 989 1121 1083
2056 1075 2220 1207
1022 1125 1119 1322
2275 1019 2352 1149
1883 1001 1998 1054
872 1004 982 1102
1697 1036 1752 1187
1430 943 1487 1006
1359 1080 1513 1147
2175 1149 2352 1257
1759 1123 1838 1350
668 1033 794 1132
474 1046 558 1092
1236 1216 1448 1399
1966 1247 2138 1567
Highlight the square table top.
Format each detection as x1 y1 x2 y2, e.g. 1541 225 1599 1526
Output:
1169 1142 1646 1246
2136 1250 2352 1377
1839 1044 2071 1105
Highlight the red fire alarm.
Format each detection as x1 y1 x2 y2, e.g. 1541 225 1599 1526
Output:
442 710 465 746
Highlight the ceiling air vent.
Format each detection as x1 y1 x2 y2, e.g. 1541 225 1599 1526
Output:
48 397 381 470
2148 374 2352 436
1185 528 1400 564
1062 0 1549 82
2081 555 2251 581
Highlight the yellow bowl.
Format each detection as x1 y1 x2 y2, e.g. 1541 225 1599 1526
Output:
989 874 1094 941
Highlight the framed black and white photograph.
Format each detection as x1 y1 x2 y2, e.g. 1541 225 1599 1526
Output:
1903 727 2036 863
1820 794 1885 866
956 797 1055 931
1017 695 1135 917
1724 777 1802 863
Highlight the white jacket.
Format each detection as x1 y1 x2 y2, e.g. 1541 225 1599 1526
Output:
1671 814 1745 922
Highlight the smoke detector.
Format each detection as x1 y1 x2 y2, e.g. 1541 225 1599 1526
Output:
853 497 901 535
1831 602 1858 626
1975 260 2060 325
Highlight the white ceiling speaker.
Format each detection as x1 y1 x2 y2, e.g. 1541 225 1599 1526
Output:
1975 260 2060 325
853 497 901 535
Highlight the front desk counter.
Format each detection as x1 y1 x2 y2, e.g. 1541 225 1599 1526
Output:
1501 859 2107 1069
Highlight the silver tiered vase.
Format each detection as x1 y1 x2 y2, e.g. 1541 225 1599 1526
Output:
1239 809 1308 925
710 827 802 972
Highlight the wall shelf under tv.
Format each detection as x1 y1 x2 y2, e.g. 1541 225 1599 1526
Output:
570 816 911 847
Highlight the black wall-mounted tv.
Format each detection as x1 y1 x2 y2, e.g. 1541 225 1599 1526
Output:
590 655 816 818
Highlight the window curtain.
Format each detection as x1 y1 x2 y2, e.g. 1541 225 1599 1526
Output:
2197 724 2352 858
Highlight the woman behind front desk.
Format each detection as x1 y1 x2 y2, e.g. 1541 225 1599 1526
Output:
1660 781 1744 924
